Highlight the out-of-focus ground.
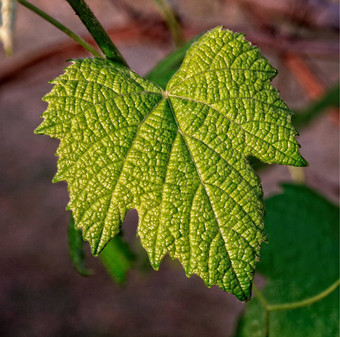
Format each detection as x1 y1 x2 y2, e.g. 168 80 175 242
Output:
0 1 338 336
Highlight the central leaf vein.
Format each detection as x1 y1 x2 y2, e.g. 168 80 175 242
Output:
167 97 247 298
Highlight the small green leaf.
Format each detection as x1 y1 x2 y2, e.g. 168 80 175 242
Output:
68 215 92 276
100 235 135 284
237 184 339 336
35 27 306 301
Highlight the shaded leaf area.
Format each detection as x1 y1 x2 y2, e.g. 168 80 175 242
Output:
100 234 135 285
237 184 339 337
35 27 306 301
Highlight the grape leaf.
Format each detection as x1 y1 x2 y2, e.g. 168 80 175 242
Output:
236 184 339 336
35 27 307 301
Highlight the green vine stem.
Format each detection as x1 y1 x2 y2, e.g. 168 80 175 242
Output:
152 0 184 48
17 0 102 58
254 279 339 312
253 284 270 337
66 0 128 66
267 279 340 311
252 283 269 308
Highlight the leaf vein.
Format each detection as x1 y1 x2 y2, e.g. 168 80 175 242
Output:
167 99 247 299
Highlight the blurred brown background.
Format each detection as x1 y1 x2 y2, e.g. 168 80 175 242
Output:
0 0 338 336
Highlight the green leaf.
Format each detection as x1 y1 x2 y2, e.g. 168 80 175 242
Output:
236 184 339 336
100 235 135 284
35 27 306 301
68 215 92 276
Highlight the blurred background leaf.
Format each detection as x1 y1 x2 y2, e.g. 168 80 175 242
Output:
236 184 339 337
145 35 200 88
100 235 135 285
69 214 135 284
68 215 92 276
